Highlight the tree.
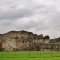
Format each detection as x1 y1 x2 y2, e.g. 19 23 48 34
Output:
44 35 50 39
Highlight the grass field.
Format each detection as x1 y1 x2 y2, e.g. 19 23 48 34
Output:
0 51 60 60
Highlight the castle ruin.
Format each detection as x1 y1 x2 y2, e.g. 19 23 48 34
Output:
0 30 50 51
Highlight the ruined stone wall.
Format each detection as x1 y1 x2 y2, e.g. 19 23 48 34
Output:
0 30 49 51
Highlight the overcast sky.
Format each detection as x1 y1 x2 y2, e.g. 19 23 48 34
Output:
0 0 60 38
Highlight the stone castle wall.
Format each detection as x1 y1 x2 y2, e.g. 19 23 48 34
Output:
0 30 49 51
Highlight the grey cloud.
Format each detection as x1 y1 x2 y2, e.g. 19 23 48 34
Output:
16 20 40 29
35 5 60 30
16 5 60 32
1 20 14 26
0 8 34 20
0 0 45 20
0 0 60 38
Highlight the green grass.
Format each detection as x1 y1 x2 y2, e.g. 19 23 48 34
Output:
0 57 60 60
0 51 60 60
